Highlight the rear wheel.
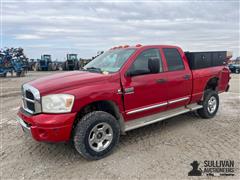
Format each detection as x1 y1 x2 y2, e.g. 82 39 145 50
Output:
73 111 120 160
197 90 219 118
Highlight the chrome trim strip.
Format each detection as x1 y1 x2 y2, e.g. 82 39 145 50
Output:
124 92 134 95
23 84 40 100
23 107 35 114
124 87 134 94
125 108 190 131
22 96 35 103
124 103 203 132
126 96 190 115
168 96 189 104
16 116 32 136
16 116 30 130
127 102 168 115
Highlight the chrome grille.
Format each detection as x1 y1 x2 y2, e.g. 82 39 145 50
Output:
26 90 34 99
22 84 41 114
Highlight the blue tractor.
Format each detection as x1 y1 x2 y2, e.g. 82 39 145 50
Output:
37 54 53 71
0 48 26 77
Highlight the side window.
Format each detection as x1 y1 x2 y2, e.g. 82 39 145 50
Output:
130 48 163 74
163 48 184 71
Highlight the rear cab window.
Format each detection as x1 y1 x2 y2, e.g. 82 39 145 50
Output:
163 48 185 71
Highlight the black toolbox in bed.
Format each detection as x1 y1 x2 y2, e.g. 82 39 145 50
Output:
185 51 227 70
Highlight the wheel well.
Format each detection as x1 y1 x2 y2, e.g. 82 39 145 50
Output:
72 100 125 134
205 77 219 91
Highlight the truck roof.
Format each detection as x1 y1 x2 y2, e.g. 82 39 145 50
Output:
109 44 181 50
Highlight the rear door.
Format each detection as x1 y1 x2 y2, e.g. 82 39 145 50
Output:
161 48 192 109
121 48 169 121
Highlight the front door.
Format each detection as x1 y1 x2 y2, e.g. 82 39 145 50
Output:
121 48 169 121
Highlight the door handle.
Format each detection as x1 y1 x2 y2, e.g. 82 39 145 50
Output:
156 78 167 83
183 74 191 80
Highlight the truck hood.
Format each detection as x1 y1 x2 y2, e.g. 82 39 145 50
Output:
28 71 110 95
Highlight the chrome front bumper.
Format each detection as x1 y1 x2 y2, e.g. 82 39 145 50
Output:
16 116 31 136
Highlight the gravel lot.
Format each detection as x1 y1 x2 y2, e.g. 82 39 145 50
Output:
1 72 239 179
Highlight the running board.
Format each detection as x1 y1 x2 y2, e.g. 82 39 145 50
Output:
124 103 203 132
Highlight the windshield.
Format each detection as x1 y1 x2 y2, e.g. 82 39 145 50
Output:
84 48 136 73
43 55 51 60
69 54 77 60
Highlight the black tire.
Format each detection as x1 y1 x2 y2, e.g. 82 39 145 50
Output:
48 63 52 71
16 72 21 77
74 61 79 70
0 73 7 77
66 61 69 70
73 111 120 160
197 90 219 119
20 71 25 77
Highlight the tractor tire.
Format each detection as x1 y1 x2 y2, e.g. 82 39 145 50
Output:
48 63 52 71
21 71 25 77
0 73 7 77
74 61 80 70
66 62 69 71
73 111 120 160
52 64 57 71
235 68 240 74
197 90 219 119
16 72 21 77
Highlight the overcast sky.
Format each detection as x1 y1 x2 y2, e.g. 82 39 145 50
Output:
1 0 239 60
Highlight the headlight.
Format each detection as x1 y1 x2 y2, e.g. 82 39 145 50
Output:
42 94 75 113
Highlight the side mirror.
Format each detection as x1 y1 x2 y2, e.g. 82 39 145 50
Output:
148 58 160 74
126 70 132 77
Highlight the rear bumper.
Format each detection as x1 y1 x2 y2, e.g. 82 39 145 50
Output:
17 108 77 142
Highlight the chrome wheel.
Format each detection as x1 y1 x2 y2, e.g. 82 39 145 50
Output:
207 96 217 114
88 122 113 152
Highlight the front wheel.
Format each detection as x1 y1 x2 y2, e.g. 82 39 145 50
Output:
197 90 219 118
73 111 120 160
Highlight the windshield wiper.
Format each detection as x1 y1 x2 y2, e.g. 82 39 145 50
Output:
85 67 102 73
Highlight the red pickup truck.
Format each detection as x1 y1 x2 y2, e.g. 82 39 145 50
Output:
17 45 231 160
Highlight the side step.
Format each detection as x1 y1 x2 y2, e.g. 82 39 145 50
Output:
124 103 203 132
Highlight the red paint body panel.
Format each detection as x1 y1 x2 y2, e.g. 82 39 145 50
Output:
17 45 230 142
123 73 168 121
190 66 230 103
18 110 77 142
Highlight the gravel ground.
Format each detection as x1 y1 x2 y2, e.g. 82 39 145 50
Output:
0 72 239 179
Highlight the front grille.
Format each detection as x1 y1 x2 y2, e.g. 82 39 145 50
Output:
40 61 45 66
22 84 41 114
26 101 35 112
26 90 34 100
